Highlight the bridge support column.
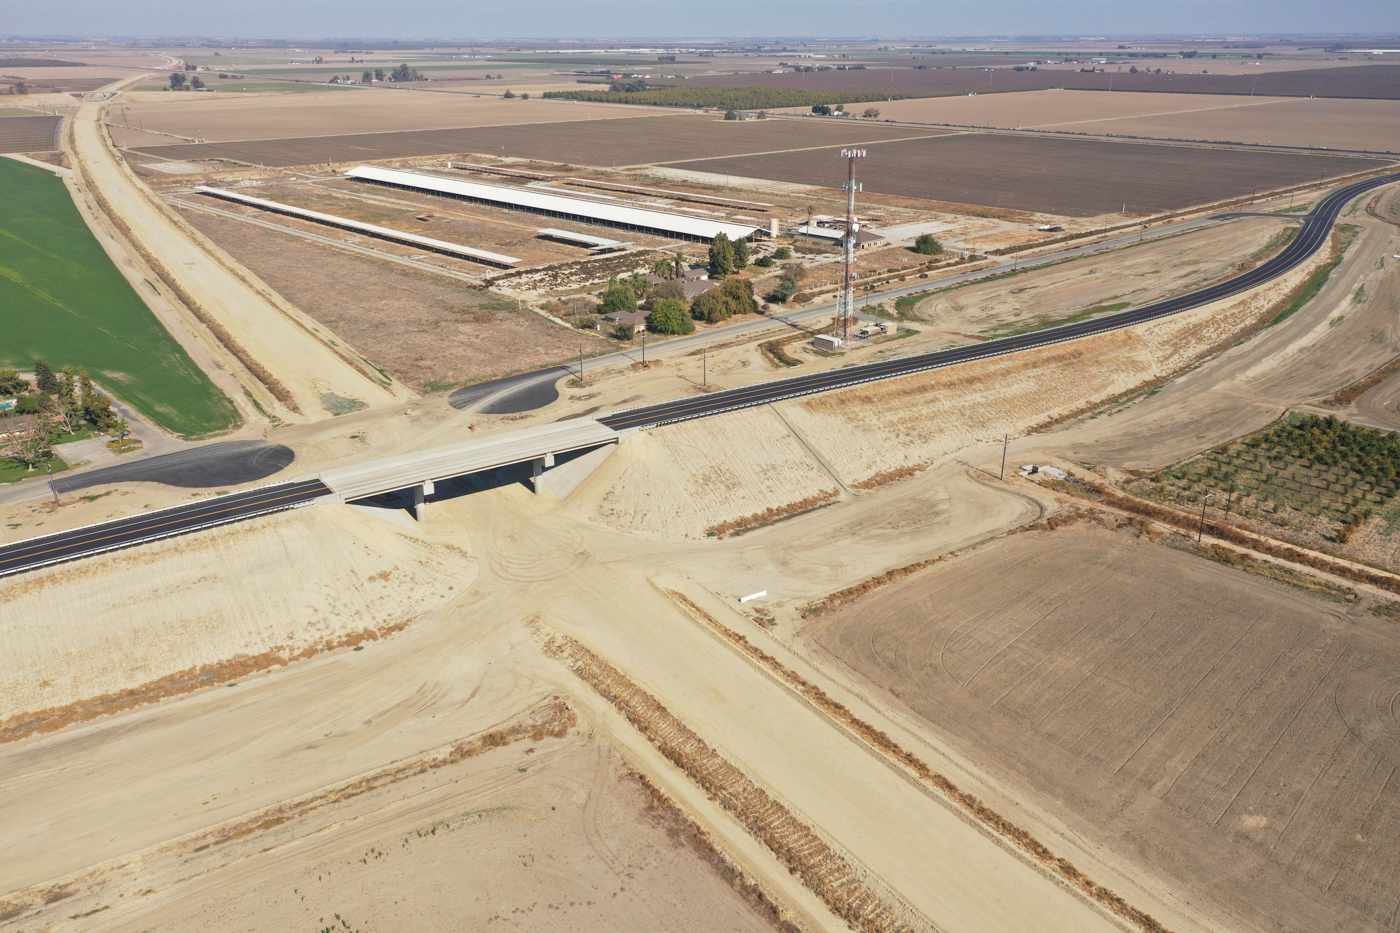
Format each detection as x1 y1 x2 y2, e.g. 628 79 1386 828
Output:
529 453 555 494
413 479 434 521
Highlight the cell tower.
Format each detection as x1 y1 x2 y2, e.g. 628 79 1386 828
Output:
838 149 865 341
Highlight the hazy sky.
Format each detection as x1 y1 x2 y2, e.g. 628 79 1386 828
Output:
8 0 1399 40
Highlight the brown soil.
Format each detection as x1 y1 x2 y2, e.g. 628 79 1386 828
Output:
684 63 1400 101
113 93 668 142
849 92 1400 154
673 135 1389 217
543 631 928 933
175 207 613 391
1 702 787 933
808 522 1400 933
131 114 952 169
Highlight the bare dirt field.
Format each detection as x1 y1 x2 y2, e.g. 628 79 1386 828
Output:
807 522 1400 933
903 216 1290 341
683 63 1400 101
0 115 60 152
27 718 782 933
0 504 472 725
867 90 1400 153
174 206 614 391
114 92 672 142
130 114 953 169
673 134 1389 216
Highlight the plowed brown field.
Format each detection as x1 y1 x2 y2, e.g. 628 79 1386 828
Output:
684 63 1400 101
809 523 1400 933
131 114 952 168
674 135 1388 216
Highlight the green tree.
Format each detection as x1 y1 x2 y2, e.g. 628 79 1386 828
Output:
708 233 735 277
754 254 774 268
724 109 739 120
690 290 729 323
811 104 832 115
913 233 944 255
648 298 695 335
719 278 758 316
521 92 530 100
110 417 131 441
652 257 676 279
769 264 806 303
862 106 880 118
503 89 517 99
33 359 58 394
674 252 687 278
79 369 116 430
169 72 187 90
646 280 686 306
55 366 81 434
0 369 27 395
772 246 792 260
362 70 374 84
2 417 54 471
190 75 205 90
732 236 750 270
598 279 638 317
374 68 386 81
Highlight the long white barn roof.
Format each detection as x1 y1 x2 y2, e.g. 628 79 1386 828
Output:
346 165 759 242
193 185 520 266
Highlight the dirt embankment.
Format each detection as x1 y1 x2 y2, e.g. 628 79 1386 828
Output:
0 505 472 736
777 251 1328 488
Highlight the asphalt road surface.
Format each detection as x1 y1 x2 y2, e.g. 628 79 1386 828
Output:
600 171 1400 431
447 367 571 414
446 209 1281 416
0 479 331 577
52 441 296 493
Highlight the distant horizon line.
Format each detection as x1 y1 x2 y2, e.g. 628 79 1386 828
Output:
3 33 1400 44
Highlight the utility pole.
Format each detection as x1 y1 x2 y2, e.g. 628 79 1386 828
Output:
578 344 584 383
1000 434 1009 480
1197 493 1213 544
702 347 707 388
45 461 58 504
641 328 646 365
838 149 865 342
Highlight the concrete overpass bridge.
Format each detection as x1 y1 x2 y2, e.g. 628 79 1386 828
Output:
320 418 622 520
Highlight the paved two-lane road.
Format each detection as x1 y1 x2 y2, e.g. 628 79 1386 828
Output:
600 170 1400 431
2 172 1394 578
0 480 332 577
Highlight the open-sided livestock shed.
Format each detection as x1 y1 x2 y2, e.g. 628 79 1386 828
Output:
345 165 760 242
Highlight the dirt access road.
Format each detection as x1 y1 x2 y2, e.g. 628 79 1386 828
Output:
70 87 410 420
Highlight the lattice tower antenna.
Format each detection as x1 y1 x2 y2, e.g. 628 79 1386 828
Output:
839 149 865 341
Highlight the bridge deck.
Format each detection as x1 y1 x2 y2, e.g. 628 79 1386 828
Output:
319 418 619 501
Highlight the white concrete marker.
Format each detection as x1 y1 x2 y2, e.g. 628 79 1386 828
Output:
740 590 767 603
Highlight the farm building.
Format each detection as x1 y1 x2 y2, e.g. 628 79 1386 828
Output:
193 185 522 268
345 166 761 243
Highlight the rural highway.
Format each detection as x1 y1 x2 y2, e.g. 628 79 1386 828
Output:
452 202 1301 414
600 170 1400 430
2 172 1394 577
0 479 331 578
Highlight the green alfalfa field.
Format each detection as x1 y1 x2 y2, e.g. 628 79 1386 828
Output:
0 157 238 436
